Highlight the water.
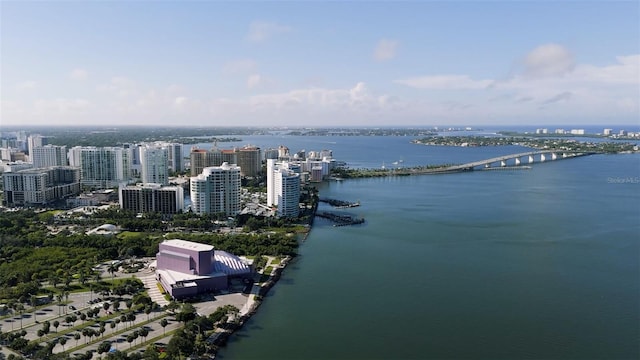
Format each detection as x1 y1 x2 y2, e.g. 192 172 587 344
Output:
216 136 640 359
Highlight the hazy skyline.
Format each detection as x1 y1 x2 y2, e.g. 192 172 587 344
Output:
1 1 639 128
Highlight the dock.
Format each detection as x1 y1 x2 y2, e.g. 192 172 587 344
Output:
315 211 365 227
319 198 360 208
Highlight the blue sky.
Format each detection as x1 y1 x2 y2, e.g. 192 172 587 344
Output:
2 1 639 127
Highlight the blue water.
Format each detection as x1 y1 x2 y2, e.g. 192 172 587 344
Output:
213 136 640 360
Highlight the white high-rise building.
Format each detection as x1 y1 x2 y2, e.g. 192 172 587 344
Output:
68 146 132 189
27 134 49 158
190 162 241 216
32 145 67 168
140 144 169 185
267 159 301 218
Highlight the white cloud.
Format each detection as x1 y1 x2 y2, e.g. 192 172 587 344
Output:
373 39 398 62
395 75 493 89
246 21 291 42
70 68 88 81
97 76 137 98
17 80 37 90
223 59 258 74
34 98 90 113
521 43 575 78
247 74 263 89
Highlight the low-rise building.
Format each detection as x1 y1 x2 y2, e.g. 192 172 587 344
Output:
155 239 251 299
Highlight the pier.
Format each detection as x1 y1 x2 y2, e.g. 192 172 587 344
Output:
315 211 365 227
319 198 361 208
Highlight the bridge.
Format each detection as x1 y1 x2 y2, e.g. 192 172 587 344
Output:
395 150 595 175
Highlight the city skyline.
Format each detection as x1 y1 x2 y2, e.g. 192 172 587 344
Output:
1 1 639 127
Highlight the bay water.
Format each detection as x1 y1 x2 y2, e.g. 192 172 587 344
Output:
210 135 639 359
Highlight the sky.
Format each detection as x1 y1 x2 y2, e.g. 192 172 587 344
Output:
1 1 639 128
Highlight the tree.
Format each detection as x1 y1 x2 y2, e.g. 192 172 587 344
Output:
144 305 152 321
139 328 149 344
127 334 134 348
53 320 60 333
160 318 168 335
59 337 67 351
30 295 38 322
108 263 118 278
176 303 197 324
56 293 64 315
16 304 24 329
98 341 112 357
110 321 116 333
74 332 81 347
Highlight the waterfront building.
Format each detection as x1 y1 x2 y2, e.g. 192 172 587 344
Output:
68 146 132 189
267 159 301 218
119 183 184 214
31 145 67 168
236 146 262 177
140 144 169 185
3 166 81 206
278 145 290 160
166 142 184 173
156 239 251 299
555 129 566 134
570 129 585 135
263 148 279 160
190 163 241 216
603 129 613 136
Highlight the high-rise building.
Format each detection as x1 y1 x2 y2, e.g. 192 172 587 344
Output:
68 146 132 189
190 163 241 216
119 183 184 214
267 159 301 218
3 166 81 206
166 143 184 173
236 146 262 177
190 147 237 176
27 134 49 157
140 144 169 185
31 145 67 168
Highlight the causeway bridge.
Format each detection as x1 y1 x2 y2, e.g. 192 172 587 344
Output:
397 150 595 175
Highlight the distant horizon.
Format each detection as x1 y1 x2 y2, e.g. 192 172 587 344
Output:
2 123 639 132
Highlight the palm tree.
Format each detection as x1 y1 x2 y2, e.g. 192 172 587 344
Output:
160 318 168 335
59 337 67 352
30 295 38 322
16 304 25 329
108 263 118 278
56 294 63 315
53 320 60 333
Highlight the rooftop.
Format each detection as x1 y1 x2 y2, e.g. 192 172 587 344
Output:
163 239 214 252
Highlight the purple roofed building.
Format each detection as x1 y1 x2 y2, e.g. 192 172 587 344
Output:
156 239 252 299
